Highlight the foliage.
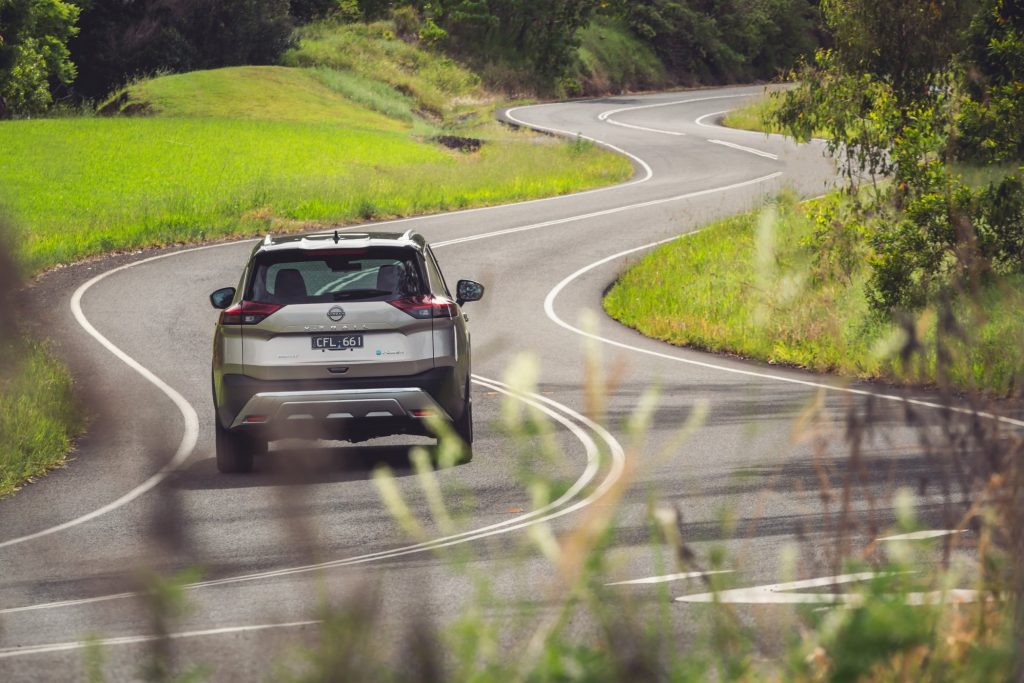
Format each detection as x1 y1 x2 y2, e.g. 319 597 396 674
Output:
771 0 1024 317
956 0 1024 162
572 15 670 95
609 0 820 84
822 0 975 101
0 0 79 115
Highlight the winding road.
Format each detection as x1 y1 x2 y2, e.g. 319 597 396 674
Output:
0 86 982 680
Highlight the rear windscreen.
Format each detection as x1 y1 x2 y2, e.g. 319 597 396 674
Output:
247 247 425 304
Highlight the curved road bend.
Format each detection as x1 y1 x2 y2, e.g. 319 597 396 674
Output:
0 86 976 679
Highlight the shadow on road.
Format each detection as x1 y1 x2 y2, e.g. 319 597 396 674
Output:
172 442 463 490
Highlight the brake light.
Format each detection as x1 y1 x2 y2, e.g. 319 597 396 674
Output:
219 301 283 325
389 295 457 319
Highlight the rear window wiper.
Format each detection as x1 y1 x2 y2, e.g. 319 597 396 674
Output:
331 288 395 300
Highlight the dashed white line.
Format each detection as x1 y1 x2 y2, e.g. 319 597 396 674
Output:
707 139 779 160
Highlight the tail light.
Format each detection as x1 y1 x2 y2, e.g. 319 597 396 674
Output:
220 301 283 325
389 295 457 319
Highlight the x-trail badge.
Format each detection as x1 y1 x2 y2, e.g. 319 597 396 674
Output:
327 306 346 321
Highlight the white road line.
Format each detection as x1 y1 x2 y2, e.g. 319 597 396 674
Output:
0 620 322 659
431 172 783 249
707 139 779 160
542 240 1024 429
675 572 980 605
596 92 755 137
877 529 965 542
597 93 754 121
0 375 617 616
694 109 732 128
606 570 731 586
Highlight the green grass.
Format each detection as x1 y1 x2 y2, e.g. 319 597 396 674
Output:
111 66 406 130
281 19 483 120
721 95 788 134
604 194 1024 395
0 340 81 498
723 93 831 138
575 17 671 94
0 113 630 273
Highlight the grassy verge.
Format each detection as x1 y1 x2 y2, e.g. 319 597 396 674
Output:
603 193 1024 394
721 94 789 134
722 93 831 138
0 341 81 498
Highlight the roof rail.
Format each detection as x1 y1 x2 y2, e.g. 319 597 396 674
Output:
400 228 416 242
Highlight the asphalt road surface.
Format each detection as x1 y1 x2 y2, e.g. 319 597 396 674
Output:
0 86 995 680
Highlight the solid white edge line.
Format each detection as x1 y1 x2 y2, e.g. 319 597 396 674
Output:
606 570 731 586
707 139 779 160
0 620 322 659
542 237 1024 429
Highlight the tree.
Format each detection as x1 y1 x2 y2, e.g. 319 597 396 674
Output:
69 0 293 100
0 0 80 115
822 0 976 101
957 0 1024 161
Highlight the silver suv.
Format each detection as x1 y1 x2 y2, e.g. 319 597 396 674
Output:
209 230 484 473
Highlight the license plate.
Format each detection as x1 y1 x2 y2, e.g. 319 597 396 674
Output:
311 334 364 350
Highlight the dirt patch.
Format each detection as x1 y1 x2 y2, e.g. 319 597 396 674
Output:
432 135 483 152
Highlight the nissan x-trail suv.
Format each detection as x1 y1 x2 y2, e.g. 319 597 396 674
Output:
209 230 484 473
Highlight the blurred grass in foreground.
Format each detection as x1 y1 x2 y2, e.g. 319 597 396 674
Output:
81 346 1018 681
0 225 81 498
604 193 1024 395
0 341 80 499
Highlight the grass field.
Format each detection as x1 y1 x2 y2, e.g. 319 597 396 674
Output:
1 64 631 274
604 194 1024 395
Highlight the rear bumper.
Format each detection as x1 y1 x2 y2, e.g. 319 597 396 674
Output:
231 387 448 428
217 367 463 437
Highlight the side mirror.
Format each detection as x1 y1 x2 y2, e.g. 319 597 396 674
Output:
456 279 484 306
209 287 236 309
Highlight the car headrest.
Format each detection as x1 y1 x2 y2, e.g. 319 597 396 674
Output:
274 268 307 301
376 264 400 292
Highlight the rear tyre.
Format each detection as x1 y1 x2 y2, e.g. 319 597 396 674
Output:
454 382 474 453
215 421 256 473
